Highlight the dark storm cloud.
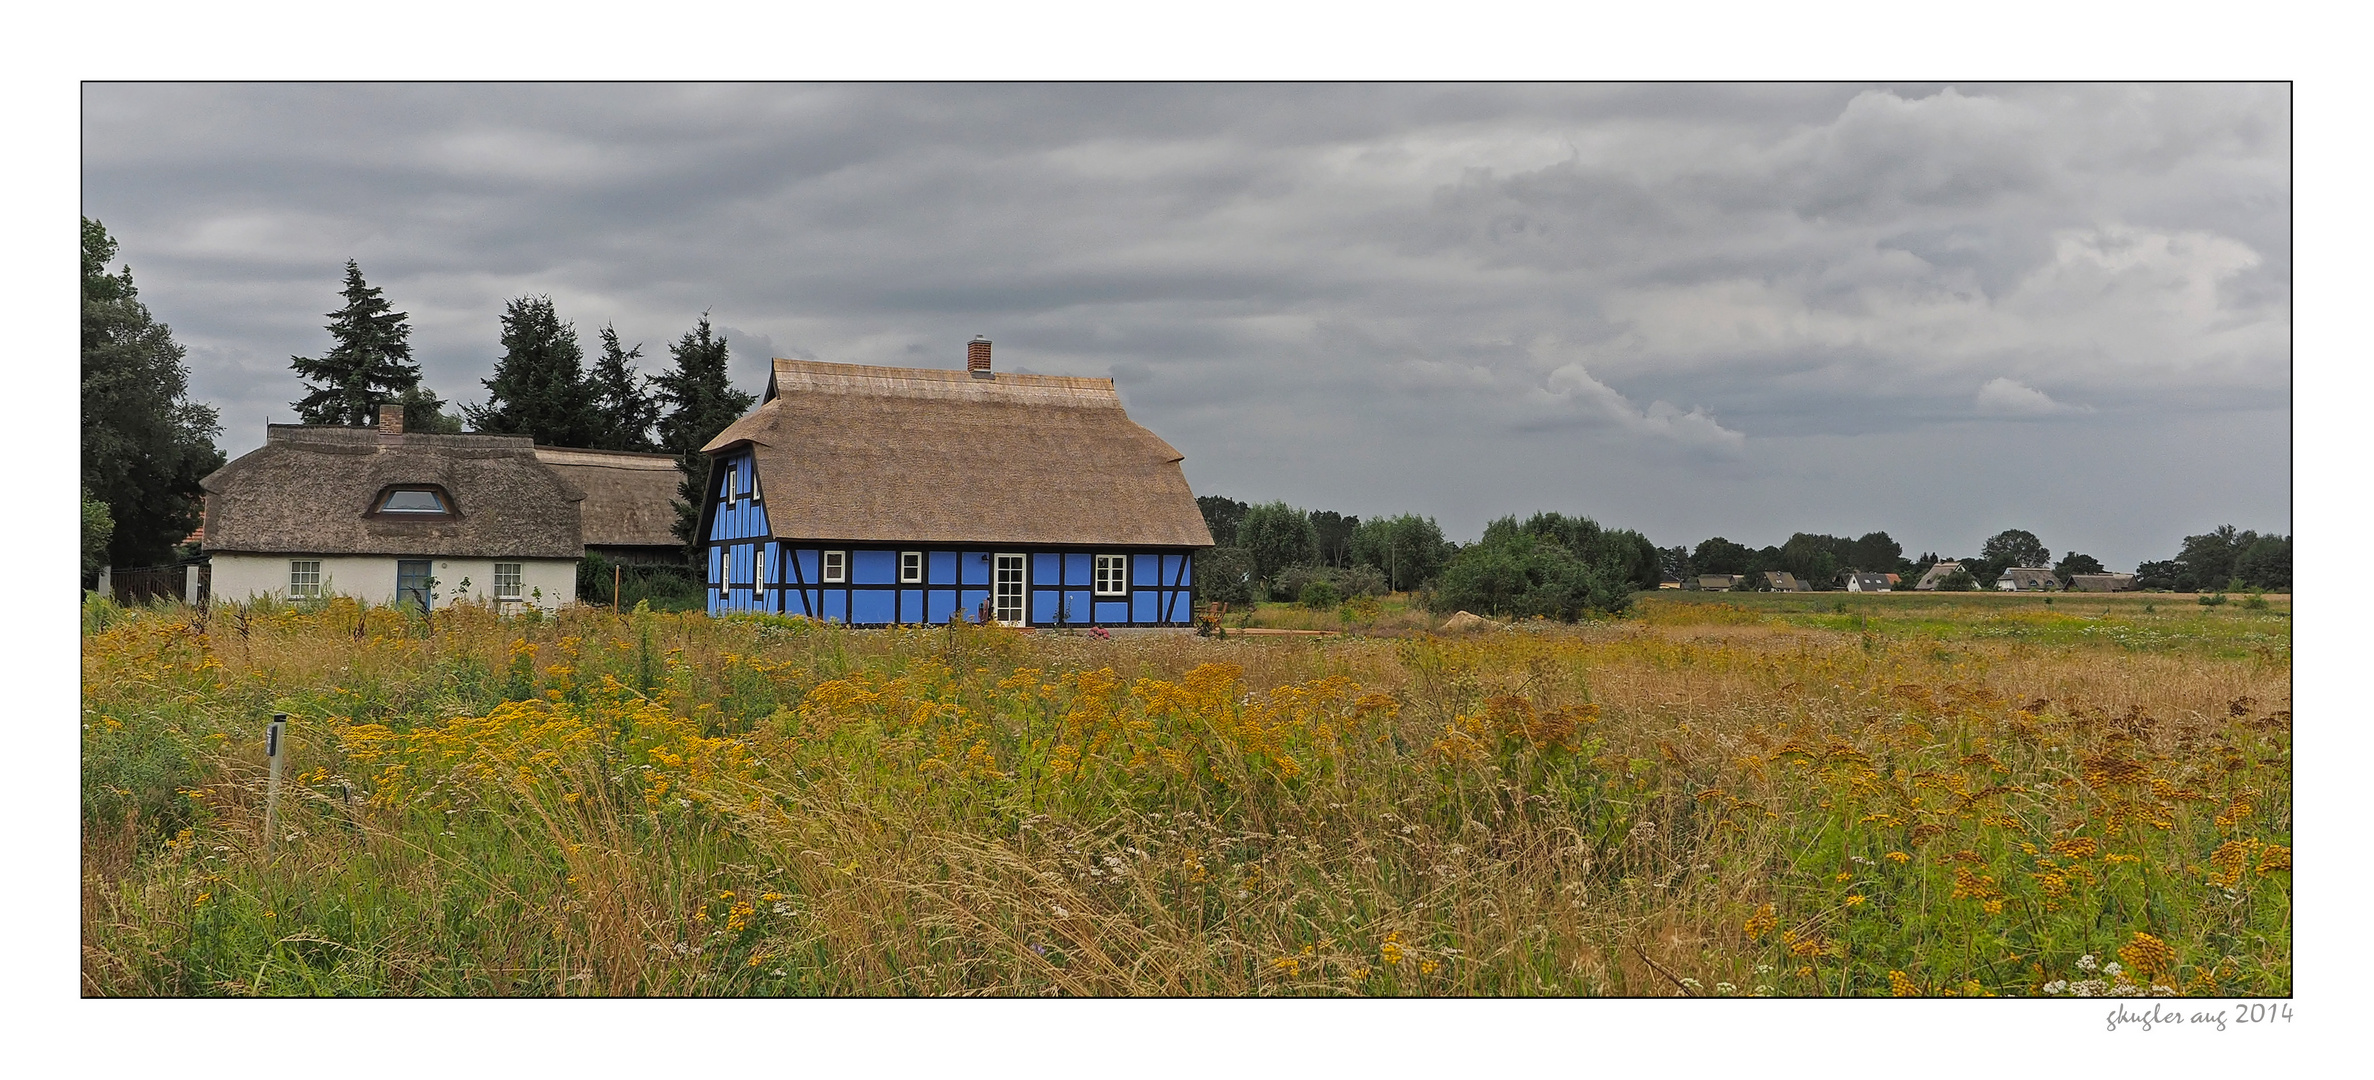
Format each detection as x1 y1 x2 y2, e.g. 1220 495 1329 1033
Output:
81 82 2289 568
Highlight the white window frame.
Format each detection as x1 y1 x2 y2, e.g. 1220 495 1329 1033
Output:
289 560 323 598
755 546 767 588
900 551 923 584
1094 554 1128 596
493 562 524 600
822 550 847 583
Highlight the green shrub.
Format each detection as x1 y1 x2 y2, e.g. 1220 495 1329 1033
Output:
1299 580 1342 610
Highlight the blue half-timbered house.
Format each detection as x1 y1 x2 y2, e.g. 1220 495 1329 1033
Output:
697 341 1214 626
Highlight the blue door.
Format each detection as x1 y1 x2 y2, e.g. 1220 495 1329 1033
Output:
397 559 431 613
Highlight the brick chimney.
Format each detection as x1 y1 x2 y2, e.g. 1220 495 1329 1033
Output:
968 336 993 378
378 403 404 434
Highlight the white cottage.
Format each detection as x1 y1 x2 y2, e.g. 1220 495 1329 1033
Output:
200 406 585 611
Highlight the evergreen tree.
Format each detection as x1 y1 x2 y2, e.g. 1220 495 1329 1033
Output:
589 323 661 452
289 260 422 426
465 295 600 446
653 315 757 559
82 217 224 569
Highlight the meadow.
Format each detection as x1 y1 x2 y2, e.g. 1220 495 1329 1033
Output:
80 589 2290 996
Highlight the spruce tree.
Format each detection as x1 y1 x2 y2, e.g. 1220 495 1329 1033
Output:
652 314 756 559
589 323 661 452
82 217 224 569
465 295 599 446
290 260 422 426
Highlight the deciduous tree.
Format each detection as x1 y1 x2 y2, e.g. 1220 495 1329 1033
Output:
1350 513 1449 591
2052 550 2105 585
1691 536 1756 576
1236 501 1318 592
1430 516 1633 619
1310 510 1360 568
82 217 223 568
1196 495 1249 547
1978 529 2051 583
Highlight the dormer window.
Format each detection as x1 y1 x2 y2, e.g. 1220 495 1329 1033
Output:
374 486 453 515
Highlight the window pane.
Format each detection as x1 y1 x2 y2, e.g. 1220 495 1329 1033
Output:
380 489 446 513
495 563 523 599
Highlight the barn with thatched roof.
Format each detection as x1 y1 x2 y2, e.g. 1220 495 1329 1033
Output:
532 445 686 564
697 341 1213 626
201 406 589 611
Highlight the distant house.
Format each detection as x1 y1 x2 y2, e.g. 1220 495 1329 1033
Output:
532 446 686 564
1695 574 1743 591
200 407 585 612
1914 561 1965 590
1844 572 1892 592
1764 571 1811 592
695 342 1213 625
1996 567 2061 592
2068 572 2138 593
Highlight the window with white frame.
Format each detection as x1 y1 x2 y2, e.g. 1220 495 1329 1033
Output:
755 547 767 587
494 562 524 600
289 560 322 598
1094 554 1128 596
822 550 847 583
900 551 923 584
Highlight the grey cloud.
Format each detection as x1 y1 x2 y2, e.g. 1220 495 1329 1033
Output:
82 83 2288 571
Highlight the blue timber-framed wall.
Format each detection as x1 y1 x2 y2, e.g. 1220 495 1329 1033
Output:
702 449 1197 626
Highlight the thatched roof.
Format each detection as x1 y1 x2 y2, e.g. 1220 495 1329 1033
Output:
201 425 584 558
1914 561 1964 589
533 446 683 549
702 359 1214 548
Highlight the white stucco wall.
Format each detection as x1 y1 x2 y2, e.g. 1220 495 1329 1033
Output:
209 553 578 611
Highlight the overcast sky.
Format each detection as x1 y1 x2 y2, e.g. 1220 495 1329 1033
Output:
80 83 2289 570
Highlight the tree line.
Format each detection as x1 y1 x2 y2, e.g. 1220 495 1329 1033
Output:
1195 492 2292 622
1194 496 1660 620
81 220 757 579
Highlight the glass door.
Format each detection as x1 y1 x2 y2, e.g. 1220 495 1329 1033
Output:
993 554 1025 626
396 559 432 613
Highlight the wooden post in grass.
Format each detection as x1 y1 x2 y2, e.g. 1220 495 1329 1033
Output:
263 713 288 851
614 564 622 614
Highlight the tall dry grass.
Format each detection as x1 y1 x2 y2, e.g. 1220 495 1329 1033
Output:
81 592 2290 996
